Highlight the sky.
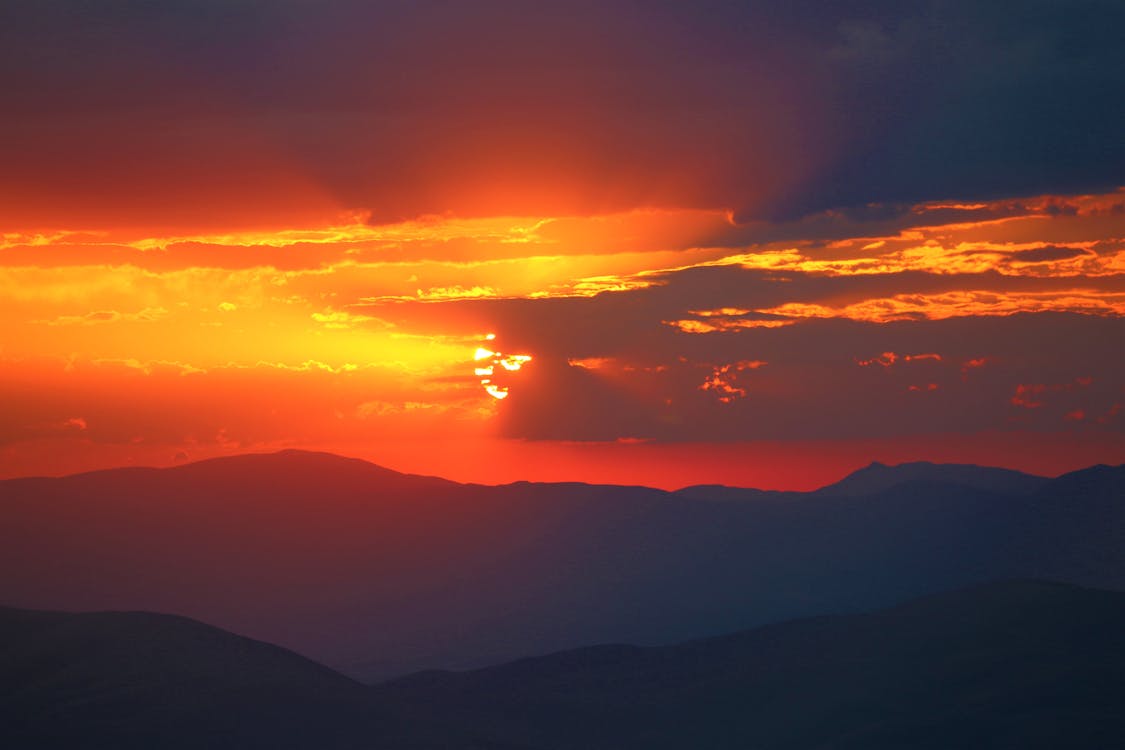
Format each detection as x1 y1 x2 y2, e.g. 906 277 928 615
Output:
1 0 1123 488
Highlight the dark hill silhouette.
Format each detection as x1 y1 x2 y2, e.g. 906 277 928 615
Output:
675 460 1047 502
3 581 1124 748
378 580 1125 749
673 484 799 502
0 606 458 749
1 451 1122 681
0 606 354 696
814 460 1048 497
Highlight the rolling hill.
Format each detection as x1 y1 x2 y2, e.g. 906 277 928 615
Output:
1 450 1122 680
378 579 1125 749
3 581 1124 748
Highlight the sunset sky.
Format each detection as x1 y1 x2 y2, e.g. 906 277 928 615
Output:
2 0 1123 488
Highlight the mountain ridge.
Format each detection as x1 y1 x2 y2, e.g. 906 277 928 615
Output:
5 448 1098 496
375 577 1125 749
1 450 1122 681
813 459 1049 497
5 580 1123 749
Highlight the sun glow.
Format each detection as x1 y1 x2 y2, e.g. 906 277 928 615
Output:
475 336 532 400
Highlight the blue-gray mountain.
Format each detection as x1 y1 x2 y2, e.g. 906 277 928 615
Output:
0 451 1122 680
3 581 1124 748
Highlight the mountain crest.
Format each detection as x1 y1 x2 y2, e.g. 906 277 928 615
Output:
817 460 1047 497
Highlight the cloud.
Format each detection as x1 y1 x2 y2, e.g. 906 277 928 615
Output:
33 307 168 326
770 0 1125 219
1006 245 1092 263
497 355 660 441
699 361 768 404
310 309 385 329
359 256 1125 442
757 290 1125 323
1 2 1121 229
506 313 1125 442
0 354 493 449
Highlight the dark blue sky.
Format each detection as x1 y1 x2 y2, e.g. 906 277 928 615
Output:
1 0 1121 226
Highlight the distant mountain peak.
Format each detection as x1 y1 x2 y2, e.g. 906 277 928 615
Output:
817 460 1047 497
16 449 464 495
186 449 399 472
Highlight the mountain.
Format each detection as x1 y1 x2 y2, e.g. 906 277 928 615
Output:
0 606 436 749
672 484 799 502
1 451 1123 681
379 579 1125 749
814 460 1049 497
675 460 1048 502
4 581 1124 748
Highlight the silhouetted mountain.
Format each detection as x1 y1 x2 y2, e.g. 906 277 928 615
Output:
1 451 1122 681
677 461 1048 503
0 606 445 749
815 460 1048 497
673 484 799 502
377 580 1125 749
4 582 1124 748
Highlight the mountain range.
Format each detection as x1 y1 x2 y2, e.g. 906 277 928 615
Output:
1 451 1123 681
3 580 1124 748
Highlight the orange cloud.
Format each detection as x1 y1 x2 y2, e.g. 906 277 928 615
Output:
856 352 943 367
2 189 1123 482
33 307 169 326
757 290 1125 324
1010 378 1094 409
700 361 768 403
664 318 794 334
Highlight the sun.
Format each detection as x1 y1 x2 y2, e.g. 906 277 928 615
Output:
474 334 532 399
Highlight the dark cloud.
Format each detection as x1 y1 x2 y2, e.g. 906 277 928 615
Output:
774 0 1125 220
370 267 1125 354
358 262 1125 442
484 313 1125 443
1006 245 1092 263
1 1 1120 228
498 356 660 441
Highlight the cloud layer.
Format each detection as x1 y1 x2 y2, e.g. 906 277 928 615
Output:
1 1 1122 228
1 3 1122 484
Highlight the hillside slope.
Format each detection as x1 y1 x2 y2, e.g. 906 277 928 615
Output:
1 451 1122 680
4 581 1123 748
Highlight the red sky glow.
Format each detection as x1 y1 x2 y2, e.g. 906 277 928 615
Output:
2 1 1122 487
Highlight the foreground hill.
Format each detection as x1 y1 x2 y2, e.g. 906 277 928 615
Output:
0 605 460 749
3 581 1124 748
0 607 366 748
1 450 1123 680
379 580 1125 749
